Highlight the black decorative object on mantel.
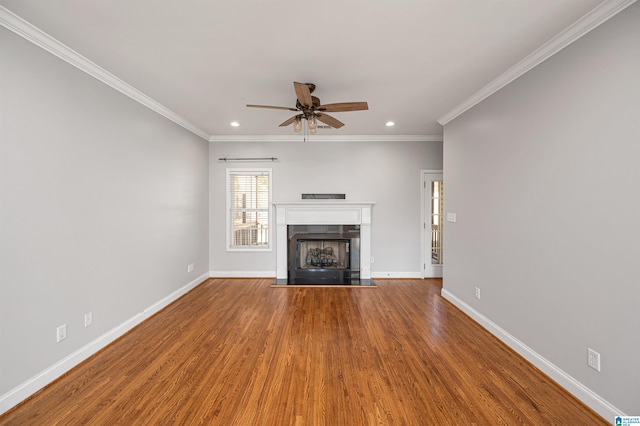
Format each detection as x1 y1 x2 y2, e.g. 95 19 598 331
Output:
301 193 346 199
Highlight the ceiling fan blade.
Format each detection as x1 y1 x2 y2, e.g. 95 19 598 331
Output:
247 104 298 111
317 102 369 112
279 116 299 127
293 82 313 108
316 113 345 129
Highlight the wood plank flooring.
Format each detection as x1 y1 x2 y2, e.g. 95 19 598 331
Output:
0 278 606 425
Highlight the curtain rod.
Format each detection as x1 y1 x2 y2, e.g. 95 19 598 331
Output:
218 157 278 162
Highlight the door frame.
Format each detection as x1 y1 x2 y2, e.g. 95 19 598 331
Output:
421 170 443 278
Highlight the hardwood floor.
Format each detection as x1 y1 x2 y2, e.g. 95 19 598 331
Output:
0 278 605 425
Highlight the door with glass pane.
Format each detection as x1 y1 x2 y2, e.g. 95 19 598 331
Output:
422 171 443 278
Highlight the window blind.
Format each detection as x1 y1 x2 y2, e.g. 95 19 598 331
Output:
227 169 271 249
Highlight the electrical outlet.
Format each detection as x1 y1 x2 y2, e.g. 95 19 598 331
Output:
370 257 374 264
587 348 601 372
187 263 194 272
84 312 93 327
475 287 481 300
56 324 67 343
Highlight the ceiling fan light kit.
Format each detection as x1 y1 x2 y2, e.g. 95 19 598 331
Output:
293 117 302 132
247 82 369 134
308 116 317 134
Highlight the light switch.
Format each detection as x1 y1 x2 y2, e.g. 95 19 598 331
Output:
447 213 457 223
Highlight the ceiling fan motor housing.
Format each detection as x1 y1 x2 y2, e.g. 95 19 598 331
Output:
296 96 322 116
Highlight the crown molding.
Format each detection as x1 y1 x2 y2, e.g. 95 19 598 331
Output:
437 0 638 126
0 6 210 141
208 134 443 143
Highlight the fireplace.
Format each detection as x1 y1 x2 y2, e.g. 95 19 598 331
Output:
273 202 374 286
288 225 360 284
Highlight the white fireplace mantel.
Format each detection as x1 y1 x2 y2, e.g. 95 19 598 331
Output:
274 202 374 280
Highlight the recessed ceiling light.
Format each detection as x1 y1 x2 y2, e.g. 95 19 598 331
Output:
230 121 240 127
385 121 395 127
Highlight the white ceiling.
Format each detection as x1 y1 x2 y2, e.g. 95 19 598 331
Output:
1 0 606 140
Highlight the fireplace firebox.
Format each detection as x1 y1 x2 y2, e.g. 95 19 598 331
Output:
288 225 360 284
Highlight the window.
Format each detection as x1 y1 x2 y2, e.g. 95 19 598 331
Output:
226 169 271 250
431 180 443 264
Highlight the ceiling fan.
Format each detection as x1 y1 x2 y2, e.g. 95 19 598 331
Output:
247 82 368 133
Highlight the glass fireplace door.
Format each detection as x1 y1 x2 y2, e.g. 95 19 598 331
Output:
298 239 349 270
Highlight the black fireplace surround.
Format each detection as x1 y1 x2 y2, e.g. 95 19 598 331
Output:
287 224 360 285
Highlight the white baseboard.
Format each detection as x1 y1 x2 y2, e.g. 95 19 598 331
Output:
208 271 422 279
209 270 276 278
207 271 423 279
371 271 422 279
0 272 210 415
441 289 625 420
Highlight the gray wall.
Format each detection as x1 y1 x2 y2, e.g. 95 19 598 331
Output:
0 28 209 395
209 140 443 276
443 3 639 415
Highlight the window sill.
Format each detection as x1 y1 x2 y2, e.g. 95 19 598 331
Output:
227 247 272 252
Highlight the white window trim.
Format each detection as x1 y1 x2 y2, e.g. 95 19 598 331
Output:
226 168 272 251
